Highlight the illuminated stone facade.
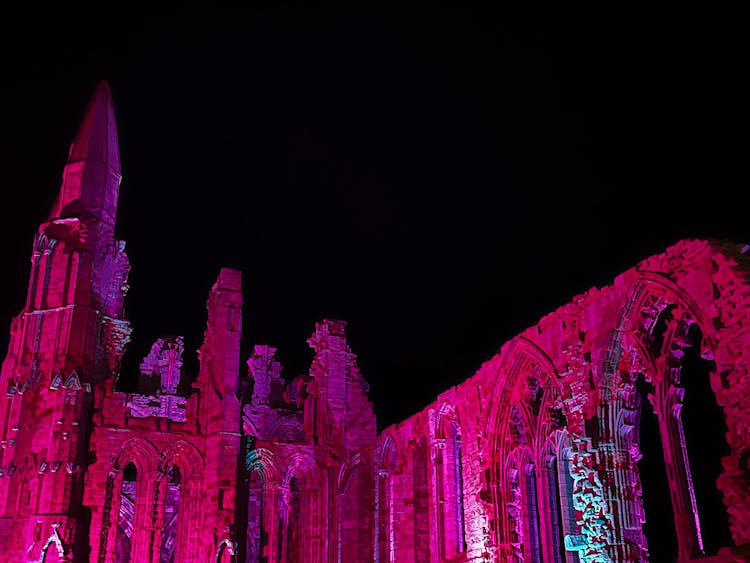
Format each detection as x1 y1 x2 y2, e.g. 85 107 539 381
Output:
0 82 749 562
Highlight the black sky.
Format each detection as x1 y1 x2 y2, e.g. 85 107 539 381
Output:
0 3 740 430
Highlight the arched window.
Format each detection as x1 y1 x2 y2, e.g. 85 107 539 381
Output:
216 538 236 563
160 465 181 563
435 409 466 558
279 474 302 562
506 458 524 562
38 524 64 563
545 453 565 563
115 462 137 563
523 460 542 563
544 438 577 563
246 468 264 562
376 437 397 563
677 323 732 554
637 315 733 559
506 449 543 563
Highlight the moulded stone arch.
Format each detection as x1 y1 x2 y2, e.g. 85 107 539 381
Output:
377 433 398 473
282 452 322 491
485 337 569 561
434 401 461 439
606 273 728 559
278 452 323 563
247 446 281 485
432 400 467 559
337 454 361 495
215 537 236 563
485 336 564 449
601 272 714 401
334 452 370 563
158 440 206 563
591 241 750 559
538 430 577 563
375 434 398 562
246 447 282 563
267 414 304 441
159 439 205 479
109 436 160 475
101 438 160 563
38 523 65 563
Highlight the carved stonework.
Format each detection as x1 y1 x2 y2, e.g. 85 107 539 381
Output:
126 337 188 422
103 317 132 378
509 406 527 446
568 438 614 562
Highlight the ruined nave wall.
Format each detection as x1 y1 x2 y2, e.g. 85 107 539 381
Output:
378 239 750 561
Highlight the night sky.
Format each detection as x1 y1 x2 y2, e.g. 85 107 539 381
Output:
0 4 740 431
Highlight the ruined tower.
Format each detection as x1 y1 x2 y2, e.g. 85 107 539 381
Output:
0 81 131 561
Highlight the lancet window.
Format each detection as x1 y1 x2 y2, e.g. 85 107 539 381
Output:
247 469 264 562
278 475 302 562
160 465 181 563
115 462 137 563
376 437 397 563
435 407 466 559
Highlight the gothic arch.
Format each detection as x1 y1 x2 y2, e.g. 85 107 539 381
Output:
110 436 160 474
335 452 368 563
432 401 467 558
215 537 236 563
485 337 564 445
377 433 398 473
38 524 65 562
246 447 281 563
486 337 570 562
338 462 352 495
603 270 742 559
282 452 321 491
278 452 323 563
99 438 160 562
434 401 461 439
267 414 304 441
247 446 281 485
375 434 398 562
160 439 205 479
158 440 205 563
540 430 577 563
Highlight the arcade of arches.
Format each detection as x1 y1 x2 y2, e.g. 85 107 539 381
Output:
1 82 749 562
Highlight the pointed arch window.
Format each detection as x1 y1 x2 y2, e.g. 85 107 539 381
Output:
506 458 524 561
435 411 466 558
247 468 264 562
115 462 137 563
507 450 543 563
279 474 302 562
160 465 181 563
376 438 397 563
38 524 64 563
544 439 577 563
523 461 543 563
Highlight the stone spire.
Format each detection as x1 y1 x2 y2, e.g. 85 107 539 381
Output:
48 80 121 227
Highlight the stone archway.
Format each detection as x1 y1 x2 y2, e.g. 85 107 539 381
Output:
38 523 65 563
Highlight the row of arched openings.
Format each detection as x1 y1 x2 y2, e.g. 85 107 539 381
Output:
376 405 468 562
490 279 735 562
616 285 732 560
113 462 181 563
246 452 320 563
100 438 205 563
503 432 577 563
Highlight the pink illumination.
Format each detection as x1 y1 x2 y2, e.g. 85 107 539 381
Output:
0 82 748 562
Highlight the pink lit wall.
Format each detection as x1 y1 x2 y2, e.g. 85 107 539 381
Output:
0 81 748 562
